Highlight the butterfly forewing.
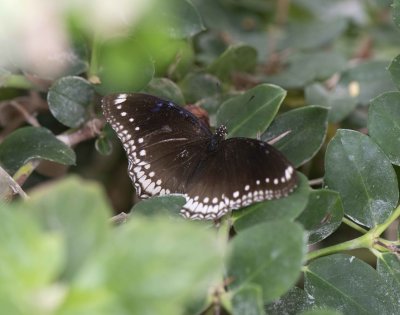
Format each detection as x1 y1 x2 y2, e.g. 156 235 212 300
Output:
102 93 211 197
102 93 297 220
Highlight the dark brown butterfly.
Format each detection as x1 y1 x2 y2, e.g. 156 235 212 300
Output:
102 93 297 220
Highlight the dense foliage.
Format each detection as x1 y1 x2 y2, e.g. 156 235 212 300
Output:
0 1 400 314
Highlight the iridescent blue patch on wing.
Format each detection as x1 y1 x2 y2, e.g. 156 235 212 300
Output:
151 102 164 112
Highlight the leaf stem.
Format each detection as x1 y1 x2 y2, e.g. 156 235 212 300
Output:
372 203 400 237
306 233 373 261
88 33 101 81
342 217 368 234
3 74 35 89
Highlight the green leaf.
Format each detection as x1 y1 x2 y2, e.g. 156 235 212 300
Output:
233 173 310 231
95 135 112 156
266 51 347 89
227 220 306 303
265 286 315 315
296 189 344 245
280 19 348 50
47 76 94 128
21 176 111 280
262 106 328 167
0 204 63 315
195 31 228 65
339 61 396 105
208 44 257 82
392 0 400 29
368 91 400 166
388 54 400 88
300 309 342 315
231 285 264 315
163 0 205 39
95 37 155 94
324 129 398 227
131 195 186 218
304 254 398 315
179 72 222 103
0 206 62 290
376 252 400 310
0 127 76 174
305 83 357 123
216 84 286 138
67 216 225 315
142 77 185 105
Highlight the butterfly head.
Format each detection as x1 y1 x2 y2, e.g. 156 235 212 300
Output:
208 125 227 152
215 125 227 139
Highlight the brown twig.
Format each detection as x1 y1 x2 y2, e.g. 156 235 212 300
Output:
57 118 104 147
9 100 41 127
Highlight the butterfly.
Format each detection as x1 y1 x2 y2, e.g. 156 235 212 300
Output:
102 93 297 220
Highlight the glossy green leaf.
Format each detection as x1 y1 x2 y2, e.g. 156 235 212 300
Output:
339 61 396 105
368 91 400 166
208 44 257 82
95 38 155 94
296 189 343 245
265 287 315 315
217 84 286 138
304 254 398 315
376 252 400 309
233 173 310 231
227 220 306 303
266 51 346 89
67 216 225 315
21 176 111 280
0 127 76 174
231 285 264 315
179 72 222 103
324 129 398 227
47 76 94 128
142 77 185 105
262 106 328 167
131 195 186 218
305 83 357 123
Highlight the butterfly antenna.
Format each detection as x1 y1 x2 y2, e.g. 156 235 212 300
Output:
268 130 291 145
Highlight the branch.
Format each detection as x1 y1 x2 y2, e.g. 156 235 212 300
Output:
12 118 105 188
57 118 104 147
0 165 29 200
